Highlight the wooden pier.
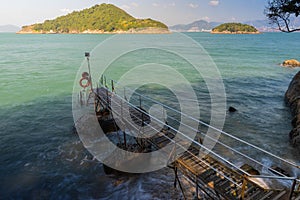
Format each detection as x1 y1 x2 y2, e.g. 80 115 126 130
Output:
76 74 300 200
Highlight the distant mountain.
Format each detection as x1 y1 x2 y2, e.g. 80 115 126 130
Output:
0 25 20 32
171 19 300 33
244 20 277 32
169 20 221 32
19 4 168 34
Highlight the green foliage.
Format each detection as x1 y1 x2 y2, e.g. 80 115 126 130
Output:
265 0 300 32
29 4 168 33
212 23 258 33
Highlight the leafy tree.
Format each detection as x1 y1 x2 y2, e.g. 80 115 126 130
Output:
265 0 300 32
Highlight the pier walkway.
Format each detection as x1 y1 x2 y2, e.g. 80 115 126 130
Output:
77 75 300 200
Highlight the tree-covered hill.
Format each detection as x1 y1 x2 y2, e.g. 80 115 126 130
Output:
19 4 168 34
211 23 259 34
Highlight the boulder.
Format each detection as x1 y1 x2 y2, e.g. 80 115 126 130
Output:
282 59 300 67
228 106 237 113
285 71 300 146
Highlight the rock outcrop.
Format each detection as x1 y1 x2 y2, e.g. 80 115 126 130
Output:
282 59 300 67
285 71 300 146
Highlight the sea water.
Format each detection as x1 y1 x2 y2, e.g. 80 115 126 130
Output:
0 32 299 199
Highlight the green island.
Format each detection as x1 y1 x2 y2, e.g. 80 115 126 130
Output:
18 4 169 34
211 23 259 34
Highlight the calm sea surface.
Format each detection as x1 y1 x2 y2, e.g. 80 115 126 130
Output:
0 32 299 199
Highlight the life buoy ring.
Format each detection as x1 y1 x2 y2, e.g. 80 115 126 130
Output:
79 77 90 88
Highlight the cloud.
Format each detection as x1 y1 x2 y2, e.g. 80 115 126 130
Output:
60 8 71 13
121 5 130 10
209 0 219 6
152 2 175 8
121 3 138 10
188 3 199 8
202 16 210 21
131 2 138 7
169 2 176 7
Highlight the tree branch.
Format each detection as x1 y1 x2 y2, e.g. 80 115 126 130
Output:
265 0 300 32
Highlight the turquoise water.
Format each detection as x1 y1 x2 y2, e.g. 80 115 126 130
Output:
0 32 299 198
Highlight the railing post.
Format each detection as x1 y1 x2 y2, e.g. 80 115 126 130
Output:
111 80 114 92
104 76 107 88
100 75 104 86
124 87 127 101
289 179 297 200
139 95 142 108
123 131 127 149
121 98 123 121
195 175 199 200
241 175 248 200
79 91 83 106
85 52 93 91
106 87 109 108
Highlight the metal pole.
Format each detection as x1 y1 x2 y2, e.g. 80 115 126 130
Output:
195 176 199 200
289 179 297 199
100 74 104 86
140 95 142 108
174 167 177 188
124 87 127 101
123 131 127 148
106 88 109 108
85 52 93 91
111 80 114 92
174 166 186 200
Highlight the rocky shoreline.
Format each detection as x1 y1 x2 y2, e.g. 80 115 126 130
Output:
285 71 300 146
17 27 170 34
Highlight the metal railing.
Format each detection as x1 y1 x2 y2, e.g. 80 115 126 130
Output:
87 74 300 198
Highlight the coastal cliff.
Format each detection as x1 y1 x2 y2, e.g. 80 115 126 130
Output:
285 71 300 146
18 4 169 34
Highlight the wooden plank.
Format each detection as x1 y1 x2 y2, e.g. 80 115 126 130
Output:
214 176 227 185
293 194 300 200
206 174 224 185
216 179 230 187
271 190 288 200
238 185 255 199
193 165 208 174
199 169 216 181
186 147 199 155
259 191 274 200
245 189 263 200
180 153 195 161
156 137 170 145
245 189 267 200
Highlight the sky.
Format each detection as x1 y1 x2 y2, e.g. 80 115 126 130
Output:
1 0 268 27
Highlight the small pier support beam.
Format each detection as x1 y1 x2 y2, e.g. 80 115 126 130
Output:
173 166 186 200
